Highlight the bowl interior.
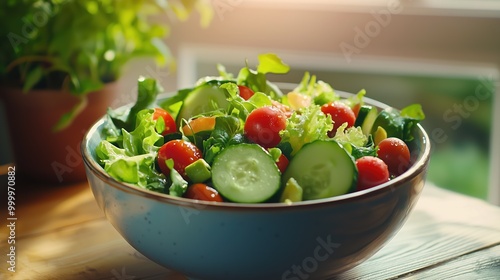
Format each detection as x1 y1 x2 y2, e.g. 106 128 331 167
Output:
82 89 430 208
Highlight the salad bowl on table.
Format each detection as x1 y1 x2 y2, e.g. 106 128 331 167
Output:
82 55 431 280
82 97 430 280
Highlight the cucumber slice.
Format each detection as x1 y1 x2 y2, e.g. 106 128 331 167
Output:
370 108 404 139
211 144 281 203
355 105 378 135
177 85 229 125
282 140 357 200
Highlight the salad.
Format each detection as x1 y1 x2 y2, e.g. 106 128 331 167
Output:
95 54 425 204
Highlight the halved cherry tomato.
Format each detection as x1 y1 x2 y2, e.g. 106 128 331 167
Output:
157 140 202 178
238 85 255 100
184 183 223 202
355 156 389 191
271 100 293 118
152 108 177 136
275 153 289 174
320 101 356 137
377 137 411 176
244 106 287 149
181 116 216 136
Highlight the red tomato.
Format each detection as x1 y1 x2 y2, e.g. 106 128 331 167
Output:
238 85 255 100
152 108 177 136
377 137 411 176
275 153 289 174
244 106 287 148
271 100 293 118
321 101 356 137
184 183 223 202
355 156 390 191
157 140 202 178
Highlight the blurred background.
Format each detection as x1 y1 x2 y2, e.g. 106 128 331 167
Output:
1 0 499 204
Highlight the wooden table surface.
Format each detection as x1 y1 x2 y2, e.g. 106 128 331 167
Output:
1 174 499 280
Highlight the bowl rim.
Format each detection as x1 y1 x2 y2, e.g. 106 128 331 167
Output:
81 88 431 211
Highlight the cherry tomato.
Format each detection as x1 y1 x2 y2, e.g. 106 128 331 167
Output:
355 156 390 191
275 153 289 174
238 85 255 100
377 137 411 176
271 100 293 118
181 116 216 136
152 108 177 136
244 106 287 148
352 103 361 118
321 101 356 137
157 140 202 178
184 183 223 202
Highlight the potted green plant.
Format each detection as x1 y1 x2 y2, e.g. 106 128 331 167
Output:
0 0 212 184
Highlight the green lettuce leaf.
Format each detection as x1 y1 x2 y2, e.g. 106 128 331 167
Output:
106 77 162 135
293 72 338 105
101 113 122 144
221 82 273 120
332 123 377 159
342 89 366 108
217 63 235 80
236 53 289 99
351 136 378 160
333 123 367 148
401 104 425 142
126 77 163 129
96 108 166 191
96 141 166 192
165 159 188 197
256 53 290 74
203 115 245 164
121 109 164 155
401 104 426 120
280 105 333 156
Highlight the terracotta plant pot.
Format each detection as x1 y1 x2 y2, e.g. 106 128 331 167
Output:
1 83 119 184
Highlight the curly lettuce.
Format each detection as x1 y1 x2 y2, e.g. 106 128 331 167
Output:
280 105 333 156
293 72 338 106
333 123 376 159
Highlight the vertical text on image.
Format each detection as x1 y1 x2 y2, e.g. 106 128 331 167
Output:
6 165 17 273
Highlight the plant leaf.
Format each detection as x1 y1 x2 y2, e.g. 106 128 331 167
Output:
22 66 43 92
52 96 88 131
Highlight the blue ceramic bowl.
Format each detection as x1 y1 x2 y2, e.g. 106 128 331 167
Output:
82 92 431 280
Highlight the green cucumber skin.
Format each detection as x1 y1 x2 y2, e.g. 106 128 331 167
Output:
185 159 212 183
177 86 229 124
283 140 357 200
370 109 404 139
354 107 367 127
355 105 378 135
211 144 281 203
